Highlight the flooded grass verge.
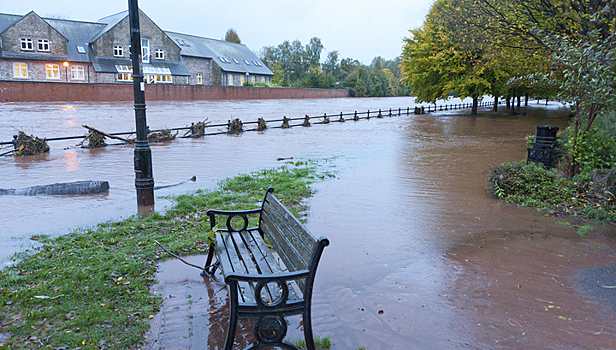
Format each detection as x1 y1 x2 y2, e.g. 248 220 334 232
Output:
0 161 325 349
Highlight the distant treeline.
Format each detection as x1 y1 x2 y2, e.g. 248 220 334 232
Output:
256 37 411 97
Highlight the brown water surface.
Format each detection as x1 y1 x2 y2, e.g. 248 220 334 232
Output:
1 98 614 349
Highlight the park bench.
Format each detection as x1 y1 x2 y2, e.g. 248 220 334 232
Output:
203 187 330 350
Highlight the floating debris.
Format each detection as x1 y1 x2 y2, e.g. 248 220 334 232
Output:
303 115 311 127
282 116 290 129
227 118 243 135
339 112 345 123
148 129 177 142
257 117 267 131
77 130 107 148
13 131 49 156
353 111 359 121
322 114 330 124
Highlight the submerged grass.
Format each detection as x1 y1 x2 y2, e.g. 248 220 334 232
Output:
0 161 326 349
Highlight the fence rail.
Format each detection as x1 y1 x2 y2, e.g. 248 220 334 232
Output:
0 101 494 147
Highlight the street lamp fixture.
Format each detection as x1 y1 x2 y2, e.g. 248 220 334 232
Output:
63 61 69 82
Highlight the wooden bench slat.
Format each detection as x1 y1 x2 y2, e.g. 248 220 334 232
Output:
217 233 255 304
262 199 315 258
264 194 317 252
241 230 302 301
260 211 308 271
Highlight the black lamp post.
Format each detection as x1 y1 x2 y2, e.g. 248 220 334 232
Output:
128 0 155 210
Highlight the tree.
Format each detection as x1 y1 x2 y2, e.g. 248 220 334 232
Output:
224 28 241 44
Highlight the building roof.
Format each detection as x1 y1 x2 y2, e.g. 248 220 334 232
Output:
166 31 273 76
44 18 105 62
0 13 21 34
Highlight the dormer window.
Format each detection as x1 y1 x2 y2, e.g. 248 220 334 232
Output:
155 49 165 60
113 45 123 57
20 38 33 51
38 39 50 52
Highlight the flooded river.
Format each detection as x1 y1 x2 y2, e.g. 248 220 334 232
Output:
1 97 615 349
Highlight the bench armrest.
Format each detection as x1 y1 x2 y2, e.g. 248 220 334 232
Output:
224 270 309 284
206 208 262 231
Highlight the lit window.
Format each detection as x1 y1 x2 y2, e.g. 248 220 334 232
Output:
21 38 33 51
144 74 172 84
45 64 60 79
228 74 234 85
38 39 50 51
239 75 245 85
196 73 203 85
260 76 265 82
141 39 150 63
155 49 165 60
113 45 123 57
71 65 85 80
117 73 133 82
250 76 255 83
12 62 28 78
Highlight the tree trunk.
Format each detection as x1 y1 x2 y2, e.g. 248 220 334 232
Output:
493 95 498 112
517 95 521 108
506 95 511 109
471 95 478 115
524 93 529 106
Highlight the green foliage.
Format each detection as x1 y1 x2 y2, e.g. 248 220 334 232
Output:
0 162 326 349
569 126 616 173
293 336 332 349
488 161 616 223
224 28 241 44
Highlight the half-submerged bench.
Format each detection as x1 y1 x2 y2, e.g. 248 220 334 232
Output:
203 187 330 350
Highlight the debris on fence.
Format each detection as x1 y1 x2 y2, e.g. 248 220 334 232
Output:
13 131 49 156
353 111 359 121
282 116 290 129
227 118 243 135
303 115 311 127
257 118 267 131
184 119 210 138
77 130 107 148
338 112 345 123
148 129 177 142
82 125 130 143
322 114 330 124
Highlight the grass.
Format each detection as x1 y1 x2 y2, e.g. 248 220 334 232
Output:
487 161 616 223
293 336 333 349
0 161 326 349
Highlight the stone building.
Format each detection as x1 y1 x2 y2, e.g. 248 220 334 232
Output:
0 10 273 86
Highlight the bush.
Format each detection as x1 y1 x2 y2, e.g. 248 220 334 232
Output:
488 161 616 222
570 125 616 173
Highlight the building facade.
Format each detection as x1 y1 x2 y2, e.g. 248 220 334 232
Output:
0 10 273 86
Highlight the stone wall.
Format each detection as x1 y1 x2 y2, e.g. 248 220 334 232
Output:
0 80 349 102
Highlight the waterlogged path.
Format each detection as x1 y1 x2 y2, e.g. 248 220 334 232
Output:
1 97 614 349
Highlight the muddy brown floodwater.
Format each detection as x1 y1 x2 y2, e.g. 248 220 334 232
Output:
1 97 615 349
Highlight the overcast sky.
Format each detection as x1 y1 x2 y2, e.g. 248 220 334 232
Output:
0 0 435 64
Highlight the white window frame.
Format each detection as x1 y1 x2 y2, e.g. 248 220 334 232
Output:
239 75 245 85
45 64 60 79
117 73 133 82
71 65 85 80
250 75 255 83
21 38 33 51
195 73 203 85
141 39 150 63
228 74 234 86
37 39 50 52
12 62 28 78
155 49 165 60
113 45 123 57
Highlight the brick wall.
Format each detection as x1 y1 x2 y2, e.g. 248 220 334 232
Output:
0 80 349 102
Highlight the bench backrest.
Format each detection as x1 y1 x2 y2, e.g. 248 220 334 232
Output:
259 189 317 275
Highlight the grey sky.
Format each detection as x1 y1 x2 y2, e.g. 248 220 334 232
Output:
0 0 434 64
